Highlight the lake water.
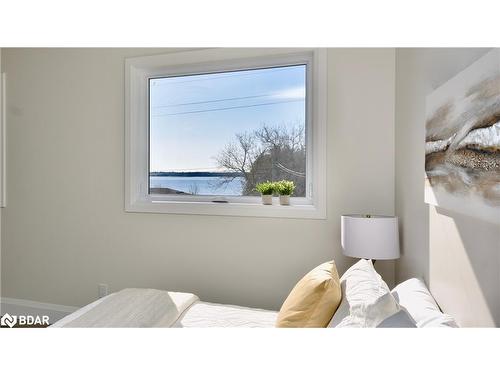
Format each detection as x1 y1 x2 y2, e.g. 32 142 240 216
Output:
150 176 245 195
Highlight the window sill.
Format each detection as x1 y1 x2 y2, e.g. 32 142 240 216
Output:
125 199 326 219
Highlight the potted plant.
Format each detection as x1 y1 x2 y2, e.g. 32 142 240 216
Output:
255 181 275 205
276 180 295 205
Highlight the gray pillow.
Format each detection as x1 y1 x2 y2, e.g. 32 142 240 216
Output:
377 308 417 328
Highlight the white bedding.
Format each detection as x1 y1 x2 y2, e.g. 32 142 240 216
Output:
172 301 277 328
53 290 277 328
52 289 199 328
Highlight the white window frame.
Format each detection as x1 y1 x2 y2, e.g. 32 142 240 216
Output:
125 48 327 219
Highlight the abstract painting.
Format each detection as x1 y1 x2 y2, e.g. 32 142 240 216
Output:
425 49 500 223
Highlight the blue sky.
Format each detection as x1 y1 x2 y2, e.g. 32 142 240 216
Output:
149 65 306 172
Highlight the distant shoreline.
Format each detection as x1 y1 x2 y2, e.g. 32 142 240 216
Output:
150 171 244 178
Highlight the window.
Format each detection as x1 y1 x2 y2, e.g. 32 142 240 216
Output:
149 65 307 197
126 49 326 218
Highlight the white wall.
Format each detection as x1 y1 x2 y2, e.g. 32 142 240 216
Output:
0 48 396 310
395 48 500 327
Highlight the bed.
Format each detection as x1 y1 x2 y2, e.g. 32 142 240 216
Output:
52 260 457 328
52 289 278 328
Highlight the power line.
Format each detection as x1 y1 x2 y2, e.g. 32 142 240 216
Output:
151 99 305 117
275 163 306 178
152 93 278 108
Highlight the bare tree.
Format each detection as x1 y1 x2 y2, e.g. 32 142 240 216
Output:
214 131 266 193
256 124 305 152
215 124 306 196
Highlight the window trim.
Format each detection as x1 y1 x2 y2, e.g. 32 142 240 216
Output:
125 48 327 219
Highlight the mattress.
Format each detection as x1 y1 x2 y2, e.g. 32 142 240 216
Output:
172 301 278 328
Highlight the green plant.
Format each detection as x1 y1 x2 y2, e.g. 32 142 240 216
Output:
255 181 276 195
275 180 295 196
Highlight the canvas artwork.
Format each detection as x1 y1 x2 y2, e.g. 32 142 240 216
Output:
425 49 500 223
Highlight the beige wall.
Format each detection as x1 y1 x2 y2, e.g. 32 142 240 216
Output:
395 48 500 327
0 48 396 310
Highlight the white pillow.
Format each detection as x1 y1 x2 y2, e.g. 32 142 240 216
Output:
391 278 458 328
328 259 400 328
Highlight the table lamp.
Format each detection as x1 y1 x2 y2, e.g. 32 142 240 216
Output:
341 214 400 261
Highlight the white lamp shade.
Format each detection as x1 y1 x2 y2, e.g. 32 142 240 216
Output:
341 215 400 260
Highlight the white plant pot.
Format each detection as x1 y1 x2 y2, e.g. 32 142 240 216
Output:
279 195 290 205
261 194 273 205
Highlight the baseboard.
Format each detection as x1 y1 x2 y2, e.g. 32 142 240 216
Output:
1 297 78 325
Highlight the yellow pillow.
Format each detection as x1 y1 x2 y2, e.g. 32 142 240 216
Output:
276 261 341 328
